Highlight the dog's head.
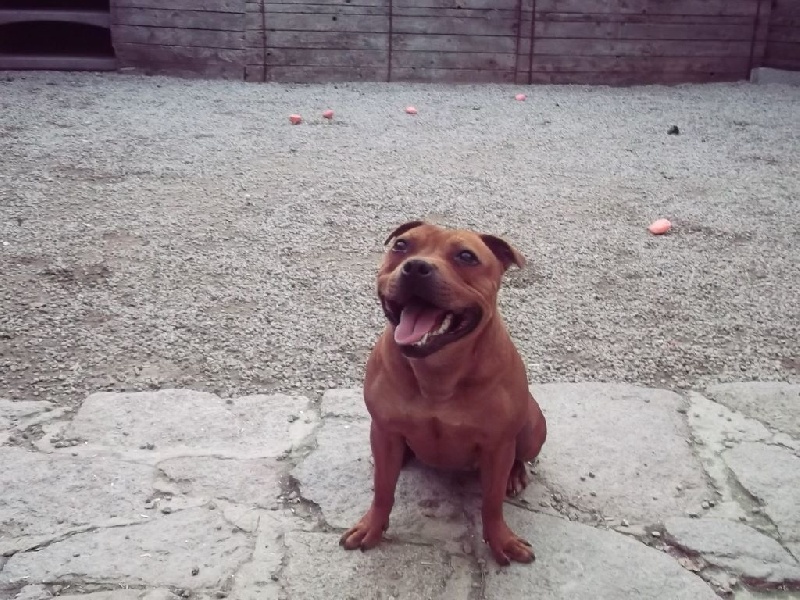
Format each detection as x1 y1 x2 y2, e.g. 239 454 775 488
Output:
377 220 525 358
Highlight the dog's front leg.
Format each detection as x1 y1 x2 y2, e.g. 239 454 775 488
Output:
339 420 405 551
480 441 536 565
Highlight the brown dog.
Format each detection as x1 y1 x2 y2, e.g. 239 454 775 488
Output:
339 221 547 565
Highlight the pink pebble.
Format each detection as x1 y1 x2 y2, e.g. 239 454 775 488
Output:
289 114 302 125
322 109 334 120
648 219 672 235
515 93 527 101
405 106 418 115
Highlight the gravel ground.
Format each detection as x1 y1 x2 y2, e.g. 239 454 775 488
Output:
1 72 798 407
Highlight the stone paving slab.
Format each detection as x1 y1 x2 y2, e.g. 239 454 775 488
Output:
664 517 800 585
485 508 719 600
527 383 711 524
1 383 799 600
705 382 800 438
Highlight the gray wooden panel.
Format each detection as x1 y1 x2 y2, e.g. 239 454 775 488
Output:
535 0 759 16
392 50 517 70
392 33 517 53
528 20 754 40
115 42 245 78
391 67 516 82
263 30 388 49
392 0 519 10
263 65 387 81
532 38 753 57
392 15 520 35
523 54 750 73
114 0 245 12
114 7 244 31
265 48 388 66
114 25 245 48
528 70 744 84
260 13 389 32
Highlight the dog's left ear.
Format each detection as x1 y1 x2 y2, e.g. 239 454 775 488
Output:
480 234 526 271
383 220 426 245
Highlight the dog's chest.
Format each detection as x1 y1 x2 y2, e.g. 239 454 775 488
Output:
379 402 487 470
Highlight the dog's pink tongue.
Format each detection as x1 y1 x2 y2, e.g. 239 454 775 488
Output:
394 304 443 345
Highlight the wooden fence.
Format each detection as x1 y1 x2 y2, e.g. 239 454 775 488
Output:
107 0 800 84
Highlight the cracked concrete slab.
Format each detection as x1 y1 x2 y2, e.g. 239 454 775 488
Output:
4 383 799 599
723 442 800 552
484 508 719 600
0 447 153 555
664 517 800 585
293 417 473 542
227 511 286 600
319 388 369 420
0 507 251 590
54 591 180 600
527 383 711 524
282 531 471 600
154 456 285 509
705 383 800 438
62 390 317 459
0 399 55 444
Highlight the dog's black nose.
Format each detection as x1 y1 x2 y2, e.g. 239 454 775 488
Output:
402 259 434 278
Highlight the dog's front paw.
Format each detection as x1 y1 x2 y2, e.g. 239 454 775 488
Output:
339 508 388 552
484 523 535 565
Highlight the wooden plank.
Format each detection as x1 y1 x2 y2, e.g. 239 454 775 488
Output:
766 41 800 63
264 65 387 81
393 7 519 17
533 0 759 17
749 0 773 70
259 13 389 32
0 54 116 71
245 63 265 81
259 3 387 14
527 20 754 41
528 70 745 84
264 47 388 66
532 38 753 57
391 15 520 35
523 55 750 74
114 7 243 30
115 42 244 62
525 11 754 25
391 67 516 82
392 50 516 70
768 26 800 44
246 7 387 30
254 0 387 5
113 25 245 48
115 42 245 77
113 0 245 12
265 30 388 49
246 47 265 64
770 0 800 17
392 33 517 52
392 0 519 9
0 9 111 27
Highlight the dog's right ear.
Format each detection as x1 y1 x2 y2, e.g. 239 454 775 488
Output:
383 220 426 245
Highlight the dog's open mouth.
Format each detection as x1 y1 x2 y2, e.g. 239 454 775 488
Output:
381 297 481 357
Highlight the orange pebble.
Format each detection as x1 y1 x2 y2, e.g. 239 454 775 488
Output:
405 106 417 115
289 114 302 125
322 110 334 120
515 93 527 101
648 219 672 235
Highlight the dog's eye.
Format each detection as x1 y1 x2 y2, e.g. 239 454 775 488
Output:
392 239 409 253
457 250 479 265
